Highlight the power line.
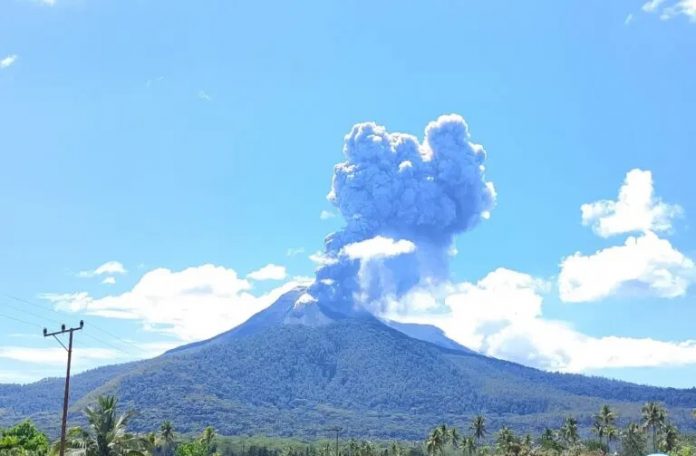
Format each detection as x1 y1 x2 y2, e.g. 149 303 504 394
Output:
87 321 152 356
1 299 64 326
0 312 43 329
2 293 152 357
82 329 142 357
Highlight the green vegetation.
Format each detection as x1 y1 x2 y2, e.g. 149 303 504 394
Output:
2 397 696 456
0 420 49 455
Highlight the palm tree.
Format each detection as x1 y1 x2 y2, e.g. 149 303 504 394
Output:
559 417 579 448
60 395 147 456
199 427 216 455
495 427 518 456
605 426 619 454
426 428 444 456
159 421 175 456
659 423 678 453
461 437 476 456
470 416 486 445
621 423 646 456
348 440 360 456
449 428 461 449
641 401 666 452
591 421 605 450
593 405 617 452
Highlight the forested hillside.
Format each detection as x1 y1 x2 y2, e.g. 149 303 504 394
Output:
2 317 695 440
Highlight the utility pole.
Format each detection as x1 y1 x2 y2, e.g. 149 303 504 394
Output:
44 320 83 456
328 427 341 456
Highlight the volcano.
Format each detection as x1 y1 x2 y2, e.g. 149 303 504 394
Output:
1 288 695 439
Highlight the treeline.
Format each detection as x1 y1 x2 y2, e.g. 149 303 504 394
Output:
2 396 695 456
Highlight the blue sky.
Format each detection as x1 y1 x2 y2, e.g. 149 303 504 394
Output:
0 0 695 386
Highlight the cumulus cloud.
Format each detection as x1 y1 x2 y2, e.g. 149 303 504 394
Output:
385 268 696 373
559 231 695 302
78 261 127 278
306 114 496 313
102 277 116 285
642 0 696 21
247 264 287 281
561 169 694 302
43 264 306 341
384 268 548 350
581 169 681 238
1 55 18 69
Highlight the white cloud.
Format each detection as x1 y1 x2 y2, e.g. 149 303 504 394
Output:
581 169 681 238
385 268 548 350
625 13 634 24
0 346 120 365
643 0 667 12
286 247 305 256
43 264 306 342
102 277 116 285
309 251 337 266
661 0 696 20
642 0 696 21
559 231 695 302
247 264 287 281
341 236 416 261
319 210 336 220
1 55 18 69
385 268 696 373
78 261 127 278
562 169 694 302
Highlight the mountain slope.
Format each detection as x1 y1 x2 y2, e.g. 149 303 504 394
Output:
1 290 696 439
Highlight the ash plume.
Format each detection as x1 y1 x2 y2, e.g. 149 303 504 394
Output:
303 114 496 315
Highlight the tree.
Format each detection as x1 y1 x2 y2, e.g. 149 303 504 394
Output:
0 420 49 454
620 423 646 456
160 421 175 456
495 427 519 456
175 441 207 456
470 416 486 445
539 428 561 453
641 401 666 452
659 423 678 453
606 426 619 454
199 427 216 456
60 395 147 456
594 405 617 453
449 428 461 449
426 427 445 456
461 437 476 456
560 417 579 448
389 442 403 456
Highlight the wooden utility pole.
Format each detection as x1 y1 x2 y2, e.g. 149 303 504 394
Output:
44 320 83 456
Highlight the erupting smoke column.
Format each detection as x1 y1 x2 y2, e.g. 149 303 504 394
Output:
303 114 496 315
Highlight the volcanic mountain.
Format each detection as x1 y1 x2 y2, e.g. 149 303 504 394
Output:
1 288 695 439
